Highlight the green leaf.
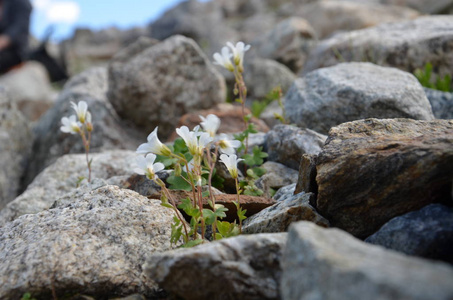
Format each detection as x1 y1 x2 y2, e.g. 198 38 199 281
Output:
178 198 200 219
167 174 192 191
252 166 266 177
182 239 204 248
161 203 174 209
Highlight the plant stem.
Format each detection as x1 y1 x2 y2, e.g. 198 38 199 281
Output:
234 177 242 234
160 184 190 242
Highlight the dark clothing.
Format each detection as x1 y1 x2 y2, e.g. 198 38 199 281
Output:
0 0 32 72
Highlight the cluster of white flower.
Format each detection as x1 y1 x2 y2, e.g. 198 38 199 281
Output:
213 42 251 73
134 114 243 182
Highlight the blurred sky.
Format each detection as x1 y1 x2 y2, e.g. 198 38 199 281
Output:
31 0 209 41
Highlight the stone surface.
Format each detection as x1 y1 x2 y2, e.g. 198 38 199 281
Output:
25 67 144 186
0 87 32 209
273 183 296 202
0 185 175 299
281 221 453 300
296 1 419 39
315 118 453 238
108 35 226 138
303 16 453 79
265 124 326 170
424 88 453 120
0 61 55 121
244 58 296 101
144 233 287 300
255 161 299 198
243 192 328 234
366 204 453 263
378 0 453 14
0 150 139 227
294 154 318 196
254 17 316 73
286 62 434 134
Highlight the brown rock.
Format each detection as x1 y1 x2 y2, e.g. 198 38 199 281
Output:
169 103 269 140
315 118 453 239
294 154 318 197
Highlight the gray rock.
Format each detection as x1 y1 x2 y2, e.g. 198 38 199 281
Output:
244 58 296 101
286 62 434 134
282 221 453 300
255 161 299 198
0 87 32 209
108 35 226 138
378 0 453 14
25 67 143 186
254 17 316 72
243 192 328 234
265 124 326 170
273 183 296 201
144 233 287 300
303 16 453 79
0 185 175 299
424 88 453 120
366 204 453 263
0 150 139 226
0 61 55 121
315 118 453 238
295 1 419 39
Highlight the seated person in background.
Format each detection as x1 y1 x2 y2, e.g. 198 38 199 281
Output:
0 0 32 74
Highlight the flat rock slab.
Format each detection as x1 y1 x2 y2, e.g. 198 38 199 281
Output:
286 62 434 134
303 16 453 79
366 203 453 263
144 233 287 300
0 185 175 299
243 192 328 234
281 221 453 300
315 118 453 238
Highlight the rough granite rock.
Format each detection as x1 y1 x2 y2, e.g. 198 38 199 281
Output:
303 16 453 78
0 185 175 299
0 150 139 227
144 233 287 300
286 62 434 134
294 154 318 196
25 67 144 186
254 17 316 73
0 87 32 209
108 35 226 138
365 204 453 263
424 87 453 120
265 124 326 170
243 192 328 234
273 183 296 202
281 221 453 300
255 161 299 198
315 118 453 238
295 1 419 39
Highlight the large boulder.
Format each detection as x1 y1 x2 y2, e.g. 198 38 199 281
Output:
144 233 287 300
108 35 226 138
0 61 55 121
25 67 144 186
0 185 175 299
0 150 138 227
315 118 453 238
295 1 419 39
281 221 453 300
265 124 327 170
365 204 453 263
303 16 453 78
0 88 32 209
286 62 434 134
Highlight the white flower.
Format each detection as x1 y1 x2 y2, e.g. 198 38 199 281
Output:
200 114 220 137
217 134 241 155
134 153 165 180
137 127 171 156
176 126 199 155
60 115 81 134
220 153 243 179
227 41 250 68
197 132 213 156
213 46 234 72
71 101 88 123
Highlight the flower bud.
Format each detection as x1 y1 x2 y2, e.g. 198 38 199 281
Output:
174 163 182 177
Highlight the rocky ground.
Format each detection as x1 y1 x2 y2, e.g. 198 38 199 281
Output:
0 0 452 299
